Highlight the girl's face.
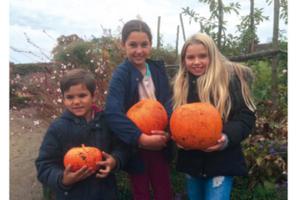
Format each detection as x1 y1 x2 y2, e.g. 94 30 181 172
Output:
123 31 152 68
184 43 210 76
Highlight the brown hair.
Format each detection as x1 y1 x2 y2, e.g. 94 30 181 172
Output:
121 19 152 43
60 68 96 96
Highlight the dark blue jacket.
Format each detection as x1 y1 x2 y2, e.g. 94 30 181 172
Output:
176 73 256 177
104 58 173 173
35 109 129 200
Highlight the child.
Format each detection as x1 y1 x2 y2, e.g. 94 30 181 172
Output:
35 68 128 200
172 33 256 200
104 19 173 200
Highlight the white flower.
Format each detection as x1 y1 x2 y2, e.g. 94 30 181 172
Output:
51 115 57 119
33 120 40 126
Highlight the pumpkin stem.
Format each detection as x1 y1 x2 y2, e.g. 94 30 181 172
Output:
81 144 88 152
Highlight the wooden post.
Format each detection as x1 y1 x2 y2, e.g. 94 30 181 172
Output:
271 0 280 109
180 13 186 42
175 25 180 60
217 0 223 49
157 16 161 49
249 0 255 53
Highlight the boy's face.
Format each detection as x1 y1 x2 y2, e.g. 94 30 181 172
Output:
63 83 94 121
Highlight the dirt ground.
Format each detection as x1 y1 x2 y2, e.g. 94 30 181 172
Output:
10 107 50 200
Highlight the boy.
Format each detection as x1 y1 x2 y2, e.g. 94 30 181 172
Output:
35 68 128 200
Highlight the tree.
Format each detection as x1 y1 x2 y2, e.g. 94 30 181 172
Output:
266 0 288 25
271 0 280 108
237 1 269 54
182 0 240 49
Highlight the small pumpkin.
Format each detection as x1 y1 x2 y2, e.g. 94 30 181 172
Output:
63 144 102 172
170 102 222 150
126 99 168 135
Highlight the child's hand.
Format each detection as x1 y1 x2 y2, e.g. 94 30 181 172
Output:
62 165 95 186
175 143 190 150
202 134 228 152
138 132 168 150
95 152 116 178
150 130 170 139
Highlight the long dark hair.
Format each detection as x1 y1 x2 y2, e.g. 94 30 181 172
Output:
121 19 152 43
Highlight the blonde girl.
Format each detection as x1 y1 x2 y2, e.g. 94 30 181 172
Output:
173 33 256 200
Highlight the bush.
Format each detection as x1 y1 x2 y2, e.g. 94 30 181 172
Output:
151 45 178 65
10 63 48 76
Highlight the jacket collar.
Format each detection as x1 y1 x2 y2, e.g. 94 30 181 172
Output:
123 58 164 100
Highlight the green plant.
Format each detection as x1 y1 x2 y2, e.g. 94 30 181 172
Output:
151 45 178 65
231 176 287 200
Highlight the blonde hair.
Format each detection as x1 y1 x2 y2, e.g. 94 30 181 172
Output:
172 33 256 121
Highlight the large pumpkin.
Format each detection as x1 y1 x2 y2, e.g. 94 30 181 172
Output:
63 144 102 172
126 99 168 135
170 102 222 150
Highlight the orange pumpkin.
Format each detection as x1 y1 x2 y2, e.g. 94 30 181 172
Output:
170 102 222 150
126 99 168 135
63 144 102 172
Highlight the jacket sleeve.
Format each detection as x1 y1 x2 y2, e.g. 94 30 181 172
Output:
104 67 141 146
222 77 256 148
35 122 71 192
110 135 130 171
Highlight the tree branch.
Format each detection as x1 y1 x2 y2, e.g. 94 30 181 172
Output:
228 49 286 62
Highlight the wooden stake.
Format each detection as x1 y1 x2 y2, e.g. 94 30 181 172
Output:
157 16 161 49
180 13 186 42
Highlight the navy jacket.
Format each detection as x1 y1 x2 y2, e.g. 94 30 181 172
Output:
35 109 129 200
176 73 256 177
104 58 173 173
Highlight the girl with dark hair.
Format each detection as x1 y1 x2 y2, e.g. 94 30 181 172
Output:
105 20 173 200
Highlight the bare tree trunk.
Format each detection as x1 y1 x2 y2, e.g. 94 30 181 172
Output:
175 25 180 61
156 16 161 49
271 0 280 108
249 0 255 53
180 13 186 42
229 49 282 61
217 0 223 49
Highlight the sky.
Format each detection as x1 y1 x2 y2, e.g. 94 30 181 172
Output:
9 0 287 64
